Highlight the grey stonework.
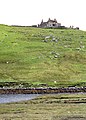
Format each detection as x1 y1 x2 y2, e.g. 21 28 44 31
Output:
38 18 61 28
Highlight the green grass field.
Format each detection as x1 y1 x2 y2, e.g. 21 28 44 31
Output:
0 24 86 88
0 93 86 120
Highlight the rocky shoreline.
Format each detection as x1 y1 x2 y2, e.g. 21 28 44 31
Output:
0 87 86 94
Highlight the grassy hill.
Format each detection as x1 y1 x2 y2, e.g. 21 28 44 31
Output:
0 24 86 88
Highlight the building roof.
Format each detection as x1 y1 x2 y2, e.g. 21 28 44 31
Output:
47 18 57 23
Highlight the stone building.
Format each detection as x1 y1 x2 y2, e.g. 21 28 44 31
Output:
38 18 61 28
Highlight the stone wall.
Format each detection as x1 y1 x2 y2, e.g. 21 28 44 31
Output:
0 87 86 94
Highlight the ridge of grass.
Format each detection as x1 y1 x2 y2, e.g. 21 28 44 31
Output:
0 24 86 88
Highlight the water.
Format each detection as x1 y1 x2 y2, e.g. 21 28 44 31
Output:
0 94 40 104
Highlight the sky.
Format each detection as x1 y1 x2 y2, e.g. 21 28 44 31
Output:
0 0 86 31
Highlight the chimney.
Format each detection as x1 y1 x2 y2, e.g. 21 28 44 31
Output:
41 19 43 24
54 19 57 22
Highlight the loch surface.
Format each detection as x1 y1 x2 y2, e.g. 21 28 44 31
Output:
0 94 40 104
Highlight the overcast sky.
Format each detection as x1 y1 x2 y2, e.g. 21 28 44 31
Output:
0 0 86 30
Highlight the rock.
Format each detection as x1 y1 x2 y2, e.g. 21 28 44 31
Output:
50 51 56 54
80 45 85 48
55 39 58 42
54 55 58 58
45 36 51 39
55 53 60 56
52 38 56 41
54 81 57 83
43 40 48 42
76 48 81 50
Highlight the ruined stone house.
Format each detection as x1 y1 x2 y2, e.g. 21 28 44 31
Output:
38 18 61 28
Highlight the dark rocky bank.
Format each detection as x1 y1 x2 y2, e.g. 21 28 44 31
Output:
0 87 86 94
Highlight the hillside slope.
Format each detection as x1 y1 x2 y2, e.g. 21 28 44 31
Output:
0 25 86 87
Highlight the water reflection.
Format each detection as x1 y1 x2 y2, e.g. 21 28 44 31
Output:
0 94 40 104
